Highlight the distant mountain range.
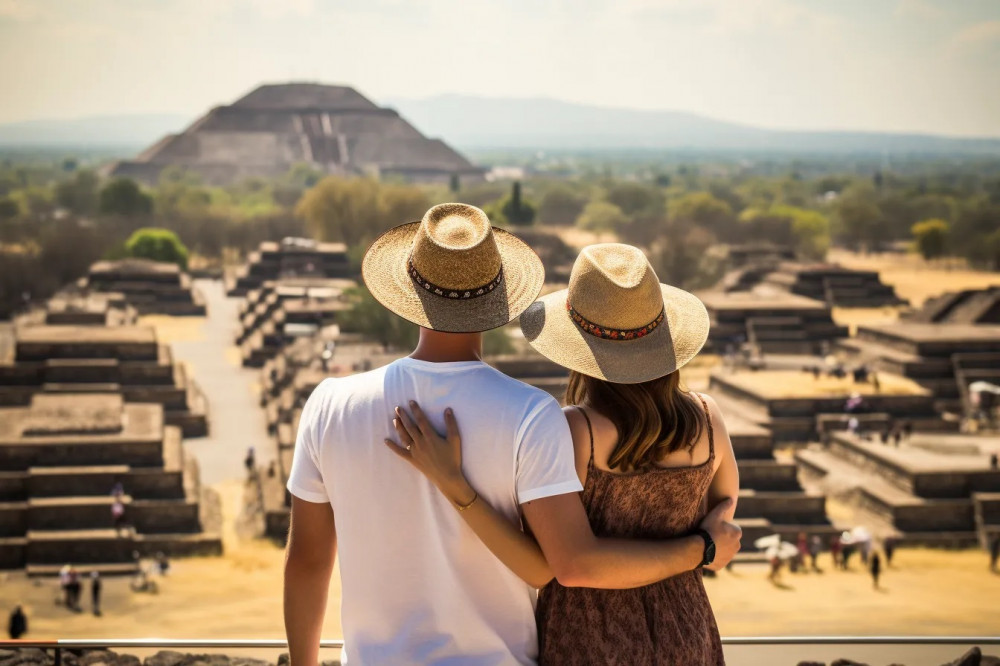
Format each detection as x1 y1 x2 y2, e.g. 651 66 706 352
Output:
0 114 189 148
2 95 999 156
388 95 1000 155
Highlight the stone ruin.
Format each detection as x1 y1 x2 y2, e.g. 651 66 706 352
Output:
838 322 1000 415
723 261 906 308
797 431 1000 548
226 238 354 297
907 286 1000 325
107 82 485 187
0 393 221 573
699 288 848 355
0 324 208 438
78 259 206 316
18 292 137 328
236 278 355 367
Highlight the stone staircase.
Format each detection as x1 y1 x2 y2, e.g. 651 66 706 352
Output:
795 433 1000 546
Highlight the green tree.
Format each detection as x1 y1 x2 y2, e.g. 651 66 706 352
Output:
577 201 628 234
338 286 419 351
99 178 153 216
911 219 950 261
605 182 665 217
296 177 429 249
124 227 190 269
832 183 883 250
669 192 735 237
500 181 536 227
538 185 587 226
55 169 100 216
0 196 19 221
649 225 720 290
787 208 831 261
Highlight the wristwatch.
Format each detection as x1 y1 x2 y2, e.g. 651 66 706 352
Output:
695 529 716 568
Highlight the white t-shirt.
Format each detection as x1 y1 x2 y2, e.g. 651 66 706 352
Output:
286 357 583 666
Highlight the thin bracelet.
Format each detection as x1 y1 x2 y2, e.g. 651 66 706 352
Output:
456 491 479 512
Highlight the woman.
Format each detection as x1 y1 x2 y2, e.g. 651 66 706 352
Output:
388 243 738 665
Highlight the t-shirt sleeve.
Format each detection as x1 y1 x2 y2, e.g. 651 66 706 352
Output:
515 395 584 504
286 380 331 504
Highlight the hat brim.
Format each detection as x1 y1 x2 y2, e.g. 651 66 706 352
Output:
362 222 545 333
519 283 710 384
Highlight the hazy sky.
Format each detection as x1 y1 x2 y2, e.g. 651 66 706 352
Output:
1 0 998 136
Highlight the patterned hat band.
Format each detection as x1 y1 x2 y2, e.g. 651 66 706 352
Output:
408 257 504 300
567 299 666 341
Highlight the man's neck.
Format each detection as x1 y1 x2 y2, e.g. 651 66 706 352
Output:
410 328 484 363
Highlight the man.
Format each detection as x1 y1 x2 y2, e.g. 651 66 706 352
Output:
284 204 741 666
90 571 102 617
7 606 27 639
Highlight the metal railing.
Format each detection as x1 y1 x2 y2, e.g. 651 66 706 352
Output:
3 637 999 649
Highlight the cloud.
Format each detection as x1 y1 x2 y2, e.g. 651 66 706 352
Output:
615 0 841 35
0 0 50 20
952 20 1000 46
894 0 946 21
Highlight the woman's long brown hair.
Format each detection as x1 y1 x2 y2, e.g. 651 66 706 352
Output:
566 370 704 473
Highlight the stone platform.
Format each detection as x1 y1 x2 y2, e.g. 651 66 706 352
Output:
907 286 1000 325
837 322 1000 413
0 394 221 570
725 261 906 308
81 259 206 316
226 238 353 297
795 432 1000 546
236 279 355 368
709 369 951 443
699 289 848 355
0 325 208 438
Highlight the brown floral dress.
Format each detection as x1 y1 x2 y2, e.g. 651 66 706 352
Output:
536 396 725 665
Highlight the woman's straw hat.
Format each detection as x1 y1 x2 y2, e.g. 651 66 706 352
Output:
520 243 710 384
362 203 544 333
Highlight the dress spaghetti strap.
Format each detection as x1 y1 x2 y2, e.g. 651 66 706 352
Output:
696 393 715 459
575 406 596 469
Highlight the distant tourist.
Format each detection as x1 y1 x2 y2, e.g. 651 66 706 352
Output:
768 555 783 584
871 372 881 393
880 428 890 445
282 212 741 666
65 566 82 611
990 453 998 471
892 427 903 447
902 420 913 439
267 461 277 478
7 605 27 639
90 572 102 617
860 538 872 565
111 498 126 534
156 552 170 576
884 537 897 567
870 552 882 590
111 482 124 499
809 535 822 571
244 446 256 476
841 542 854 570
847 416 860 435
797 532 810 571
830 534 843 569
990 535 1000 573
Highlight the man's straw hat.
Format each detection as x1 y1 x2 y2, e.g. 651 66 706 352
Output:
520 243 710 384
362 203 544 333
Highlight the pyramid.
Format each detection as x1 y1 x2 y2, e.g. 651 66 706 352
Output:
108 83 485 185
